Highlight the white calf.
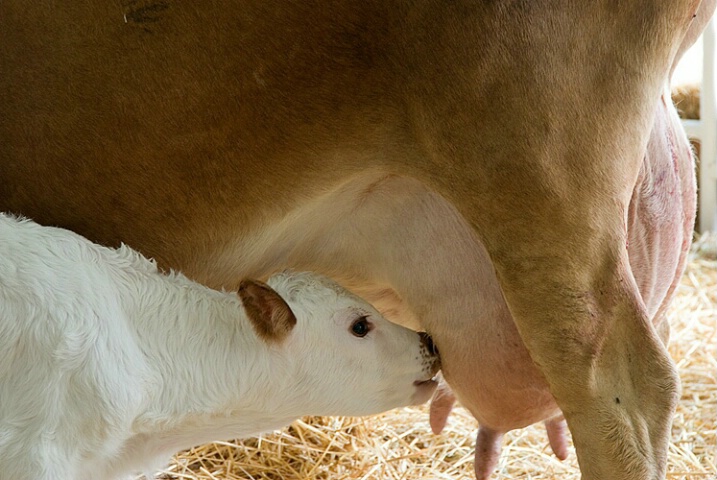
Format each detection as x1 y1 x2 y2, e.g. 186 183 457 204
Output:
0 214 440 480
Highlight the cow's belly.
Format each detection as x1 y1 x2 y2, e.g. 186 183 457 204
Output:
199 171 559 430
196 96 694 432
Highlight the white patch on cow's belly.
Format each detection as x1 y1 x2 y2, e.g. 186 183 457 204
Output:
208 170 559 430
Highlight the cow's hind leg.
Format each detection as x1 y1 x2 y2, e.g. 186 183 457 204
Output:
419 170 679 480
397 2 688 477
416 158 679 479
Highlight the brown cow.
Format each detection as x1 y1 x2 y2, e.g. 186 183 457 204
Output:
0 1 711 478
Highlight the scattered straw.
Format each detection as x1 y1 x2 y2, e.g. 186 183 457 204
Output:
144 233 716 480
672 83 701 120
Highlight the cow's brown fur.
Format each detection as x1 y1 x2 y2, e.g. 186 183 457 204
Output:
0 1 712 478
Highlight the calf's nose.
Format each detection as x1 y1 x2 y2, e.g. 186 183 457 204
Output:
419 332 439 356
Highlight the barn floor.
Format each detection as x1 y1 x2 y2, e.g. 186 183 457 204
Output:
143 233 716 480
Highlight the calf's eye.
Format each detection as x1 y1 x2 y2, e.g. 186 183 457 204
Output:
350 316 371 337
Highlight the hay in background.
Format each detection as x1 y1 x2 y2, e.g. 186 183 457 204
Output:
672 83 701 120
146 233 716 480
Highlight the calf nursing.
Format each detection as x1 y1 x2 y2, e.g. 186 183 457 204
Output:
0 214 439 480
1 2 711 478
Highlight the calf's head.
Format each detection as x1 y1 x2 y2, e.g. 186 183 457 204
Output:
239 271 440 417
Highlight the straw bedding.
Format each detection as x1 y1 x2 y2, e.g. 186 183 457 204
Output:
146 233 716 480
672 83 700 120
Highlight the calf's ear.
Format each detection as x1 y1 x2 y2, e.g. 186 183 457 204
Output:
238 279 297 343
